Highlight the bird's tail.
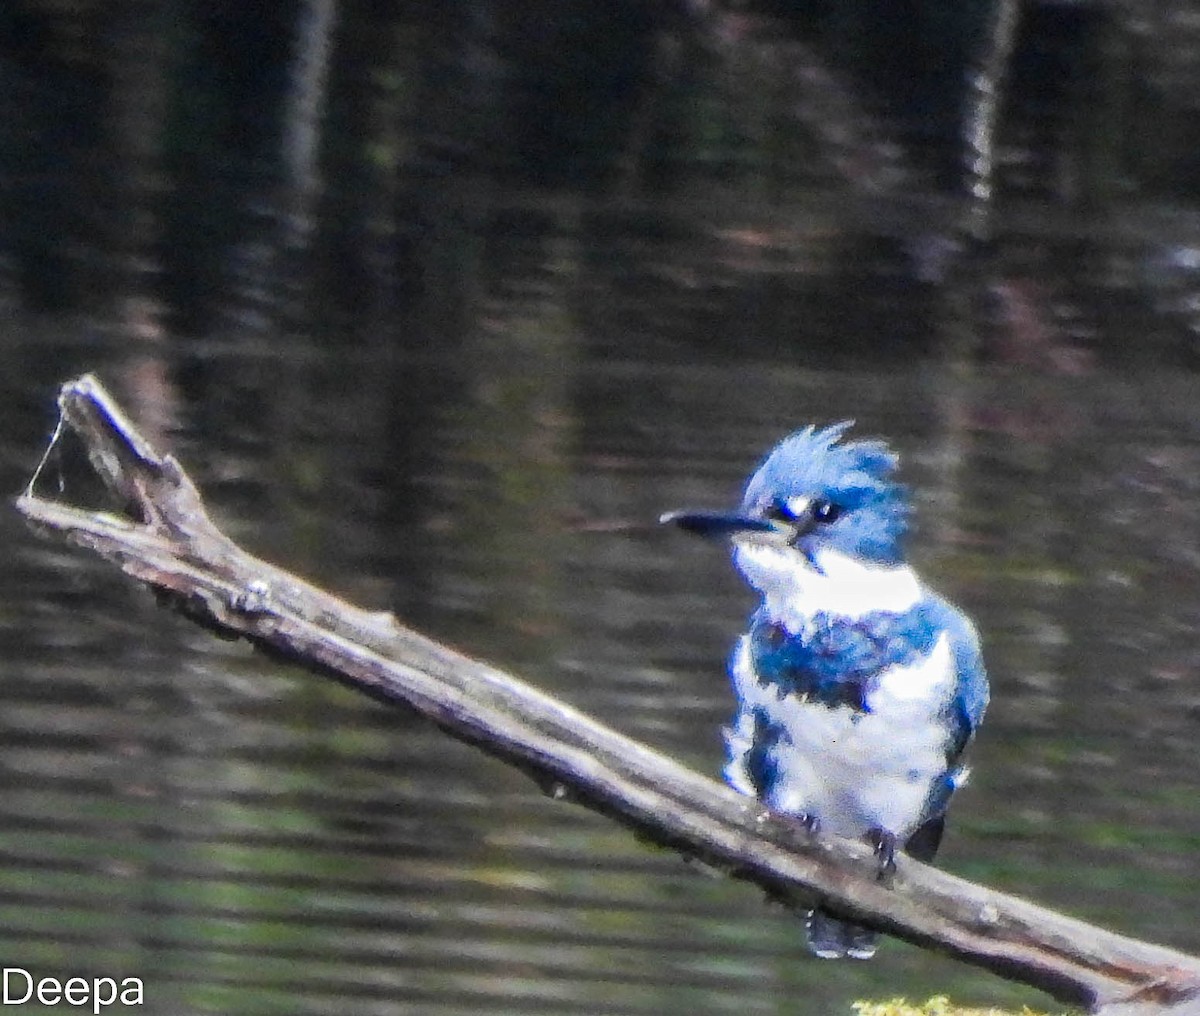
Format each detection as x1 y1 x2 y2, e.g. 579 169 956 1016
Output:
805 909 879 960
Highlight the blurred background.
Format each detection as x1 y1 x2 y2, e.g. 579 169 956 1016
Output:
2 0 1200 1013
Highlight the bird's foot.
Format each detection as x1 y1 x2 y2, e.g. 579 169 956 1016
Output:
797 812 821 836
867 828 898 884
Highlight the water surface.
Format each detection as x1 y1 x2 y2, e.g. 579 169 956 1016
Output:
2 192 1199 1016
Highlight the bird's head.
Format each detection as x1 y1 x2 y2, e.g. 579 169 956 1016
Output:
662 423 912 594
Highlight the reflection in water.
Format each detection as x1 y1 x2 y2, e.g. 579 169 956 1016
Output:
3 203 1200 1014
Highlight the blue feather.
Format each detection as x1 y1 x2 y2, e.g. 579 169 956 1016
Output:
740 424 911 565
748 603 947 711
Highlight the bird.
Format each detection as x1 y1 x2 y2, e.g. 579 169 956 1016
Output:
661 422 988 960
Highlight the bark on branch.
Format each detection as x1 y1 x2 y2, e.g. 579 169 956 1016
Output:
15 375 1200 1016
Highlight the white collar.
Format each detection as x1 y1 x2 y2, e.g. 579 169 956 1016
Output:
734 542 922 630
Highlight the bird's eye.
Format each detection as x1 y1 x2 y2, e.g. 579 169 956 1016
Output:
811 499 842 524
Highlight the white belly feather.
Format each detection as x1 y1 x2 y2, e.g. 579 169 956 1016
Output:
724 633 956 839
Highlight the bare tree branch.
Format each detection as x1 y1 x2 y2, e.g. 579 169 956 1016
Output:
15 375 1200 1016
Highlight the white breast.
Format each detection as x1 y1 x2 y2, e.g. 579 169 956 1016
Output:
724 634 956 840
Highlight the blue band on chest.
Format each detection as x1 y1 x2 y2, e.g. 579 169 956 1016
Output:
748 603 943 711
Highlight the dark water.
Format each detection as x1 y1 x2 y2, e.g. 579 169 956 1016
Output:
2 193 1200 1016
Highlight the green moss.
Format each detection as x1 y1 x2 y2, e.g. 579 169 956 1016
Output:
852 996 1068 1016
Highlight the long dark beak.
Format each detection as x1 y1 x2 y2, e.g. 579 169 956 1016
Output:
658 509 778 540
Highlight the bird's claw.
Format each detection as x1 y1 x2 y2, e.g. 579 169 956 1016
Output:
868 828 898 884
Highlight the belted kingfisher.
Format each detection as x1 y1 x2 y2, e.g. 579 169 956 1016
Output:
662 423 988 959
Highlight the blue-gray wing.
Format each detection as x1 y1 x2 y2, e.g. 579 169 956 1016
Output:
906 594 988 860
927 593 989 760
